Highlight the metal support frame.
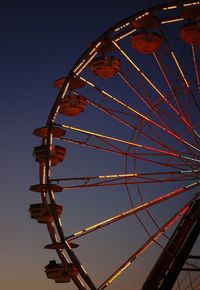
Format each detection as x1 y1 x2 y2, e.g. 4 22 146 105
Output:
141 195 200 290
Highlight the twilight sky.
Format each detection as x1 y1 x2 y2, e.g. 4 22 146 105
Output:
1 1 199 290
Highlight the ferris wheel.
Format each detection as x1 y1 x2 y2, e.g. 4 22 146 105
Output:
29 1 200 289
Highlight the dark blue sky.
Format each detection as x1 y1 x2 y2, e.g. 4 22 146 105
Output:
2 1 197 290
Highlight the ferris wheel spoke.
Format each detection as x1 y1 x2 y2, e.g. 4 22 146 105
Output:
52 169 199 190
61 135 130 157
119 65 192 141
180 154 200 164
95 135 126 155
98 196 196 290
58 123 200 167
78 76 200 154
152 50 200 147
112 42 200 151
153 51 188 121
60 177 197 190
112 40 193 124
65 180 200 242
142 118 200 166
118 41 200 146
163 38 200 112
78 75 171 129
155 135 199 170
170 52 199 110
117 70 191 138
134 182 166 235
56 123 179 157
50 169 200 183
85 96 180 154
192 44 200 91
112 38 200 147
79 75 176 133
59 135 187 169
160 29 190 88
